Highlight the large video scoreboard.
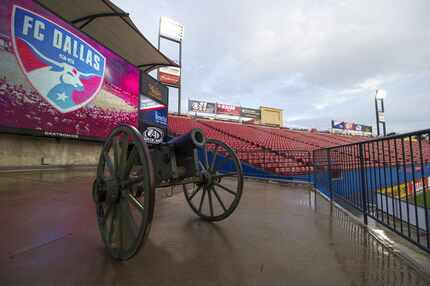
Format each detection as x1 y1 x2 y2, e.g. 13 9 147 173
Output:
0 0 140 140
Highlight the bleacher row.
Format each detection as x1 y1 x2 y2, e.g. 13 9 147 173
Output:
168 115 366 176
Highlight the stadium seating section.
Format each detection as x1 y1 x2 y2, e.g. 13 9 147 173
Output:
168 115 369 177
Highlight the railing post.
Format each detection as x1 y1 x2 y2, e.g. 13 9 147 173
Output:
312 151 316 188
308 151 312 183
359 143 368 225
264 149 266 170
264 149 267 179
327 149 333 202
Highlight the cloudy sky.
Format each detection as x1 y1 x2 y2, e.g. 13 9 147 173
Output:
114 0 429 133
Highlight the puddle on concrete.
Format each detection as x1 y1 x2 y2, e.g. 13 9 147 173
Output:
304 189 430 286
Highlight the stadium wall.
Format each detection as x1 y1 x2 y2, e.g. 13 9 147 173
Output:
315 165 430 197
0 134 100 169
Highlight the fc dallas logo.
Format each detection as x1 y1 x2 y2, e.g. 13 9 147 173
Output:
11 5 106 113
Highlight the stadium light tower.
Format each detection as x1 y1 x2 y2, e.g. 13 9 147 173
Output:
375 89 386 136
158 17 184 114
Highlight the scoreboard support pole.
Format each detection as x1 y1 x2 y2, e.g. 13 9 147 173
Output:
178 41 182 115
375 90 386 137
157 18 183 115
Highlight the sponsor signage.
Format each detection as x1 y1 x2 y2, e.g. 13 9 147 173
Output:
0 0 140 139
188 100 216 114
139 74 168 142
331 120 372 134
139 93 168 143
332 121 345 130
159 16 184 42
361 125 372 133
188 99 262 119
140 96 165 111
139 97 168 127
377 177 429 199
216 103 241 116
141 73 168 105
158 66 180 87
143 126 164 144
240 107 261 119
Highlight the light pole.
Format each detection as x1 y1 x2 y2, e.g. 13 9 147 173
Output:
375 89 386 136
157 17 184 114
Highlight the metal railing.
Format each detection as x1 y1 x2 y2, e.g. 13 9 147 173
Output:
313 129 430 253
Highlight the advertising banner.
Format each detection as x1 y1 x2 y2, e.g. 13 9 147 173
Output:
158 66 180 87
141 125 165 144
332 120 372 134
216 103 240 116
0 0 139 140
361 125 372 133
332 121 343 130
188 100 216 114
139 106 167 144
140 95 168 126
240 107 261 119
141 73 168 105
139 96 168 144
377 177 429 199
139 75 168 144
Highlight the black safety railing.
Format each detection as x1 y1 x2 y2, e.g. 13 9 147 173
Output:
313 129 430 253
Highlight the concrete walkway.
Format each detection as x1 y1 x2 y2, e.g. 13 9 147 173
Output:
0 170 429 286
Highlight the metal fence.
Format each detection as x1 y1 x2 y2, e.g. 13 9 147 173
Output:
313 129 430 253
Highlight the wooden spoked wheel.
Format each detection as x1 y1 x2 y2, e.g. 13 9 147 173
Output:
183 139 244 221
93 125 155 260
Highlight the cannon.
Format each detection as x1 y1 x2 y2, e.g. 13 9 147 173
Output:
92 125 244 260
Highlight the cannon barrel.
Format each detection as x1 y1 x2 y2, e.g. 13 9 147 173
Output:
168 128 206 153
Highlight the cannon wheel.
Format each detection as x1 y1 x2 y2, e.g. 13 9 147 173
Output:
93 125 155 260
183 138 243 221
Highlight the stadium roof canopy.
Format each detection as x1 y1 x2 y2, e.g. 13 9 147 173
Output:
36 0 178 72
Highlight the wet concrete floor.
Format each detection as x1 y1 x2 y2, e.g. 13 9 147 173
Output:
0 170 429 286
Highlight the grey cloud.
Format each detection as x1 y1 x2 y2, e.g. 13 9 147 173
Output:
114 0 430 133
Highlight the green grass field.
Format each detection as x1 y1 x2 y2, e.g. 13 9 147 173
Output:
410 192 430 208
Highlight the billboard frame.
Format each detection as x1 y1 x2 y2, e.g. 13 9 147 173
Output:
375 90 387 136
331 120 373 136
0 125 105 142
188 99 216 114
158 66 180 88
159 16 184 43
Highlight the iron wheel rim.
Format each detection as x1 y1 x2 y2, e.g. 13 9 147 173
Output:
94 125 155 260
183 139 243 221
